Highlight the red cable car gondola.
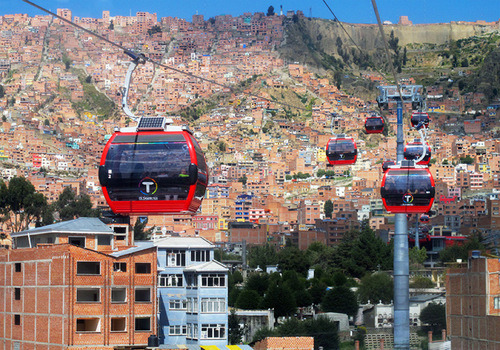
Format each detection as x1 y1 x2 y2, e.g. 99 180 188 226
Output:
99 117 208 215
380 163 435 213
326 136 357 166
364 115 385 134
410 112 430 129
404 140 431 165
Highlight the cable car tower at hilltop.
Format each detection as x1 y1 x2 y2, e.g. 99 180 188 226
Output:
378 84 431 349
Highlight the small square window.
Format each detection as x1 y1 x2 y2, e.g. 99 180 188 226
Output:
111 288 127 303
111 317 127 332
135 263 151 274
113 262 127 272
135 317 151 331
135 288 151 302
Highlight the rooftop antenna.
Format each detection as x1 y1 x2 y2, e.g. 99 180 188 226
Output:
309 7 312 17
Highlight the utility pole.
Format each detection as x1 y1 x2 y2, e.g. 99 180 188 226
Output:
377 85 424 349
393 99 410 349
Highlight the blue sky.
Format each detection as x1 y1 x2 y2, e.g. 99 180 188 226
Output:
6 0 500 24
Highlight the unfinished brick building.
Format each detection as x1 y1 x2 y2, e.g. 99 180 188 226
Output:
0 218 157 349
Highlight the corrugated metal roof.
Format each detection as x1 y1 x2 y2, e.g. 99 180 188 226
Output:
153 236 214 249
110 241 155 257
12 217 113 237
184 260 228 272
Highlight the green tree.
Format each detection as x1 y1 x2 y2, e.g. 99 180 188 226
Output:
245 272 270 296
309 279 327 305
133 219 150 240
303 316 339 350
238 174 247 185
248 244 278 269
235 289 262 309
334 70 342 89
228 309 244 344
324 199 333 218
410 275 435 289
420 303 446 334
0 84 4 98
0 177 48 232
439 233 486 264
266 6 275 16
388 30 399 53
459 155 474 164
321 285 358 317
108 20 114 30
409 246 428 269
334 227 392 278
278 246 309 275
54 187 97 221
263 284 296 317
230 270 244 285
217 141 227 152
357 272 393 304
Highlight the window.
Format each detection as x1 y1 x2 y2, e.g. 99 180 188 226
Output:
135 288 151 302
494 296 500 310
169 325 187 335
111 288 127 303
191 250 210 262
69 237 85 247
201 324 226 339
14 288 21 300
113 262 127 272
135 317 151 331
201 273 225 287
97 235 111 246
185 273 197 288
76 318 100 332
187 323 198 339
135 263 151 274
76 288 100 302
187 298 199 313
166 249 186 266
158 274 183 287
76 262 100 275
14 314 21 326
15 263 21 272
169 299 187 310
111 317 126 332
201 298 226 313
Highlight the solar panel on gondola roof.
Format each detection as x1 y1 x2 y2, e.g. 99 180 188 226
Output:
137 117 166 130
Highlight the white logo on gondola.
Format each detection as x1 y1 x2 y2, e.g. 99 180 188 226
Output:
139 177 158 195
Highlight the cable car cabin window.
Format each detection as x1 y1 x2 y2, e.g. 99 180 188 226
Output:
381 169 435 212
189 135 207 174
103 136 192 202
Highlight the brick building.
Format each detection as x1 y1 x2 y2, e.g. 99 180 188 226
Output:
0 241 157 349
446 253 500 348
